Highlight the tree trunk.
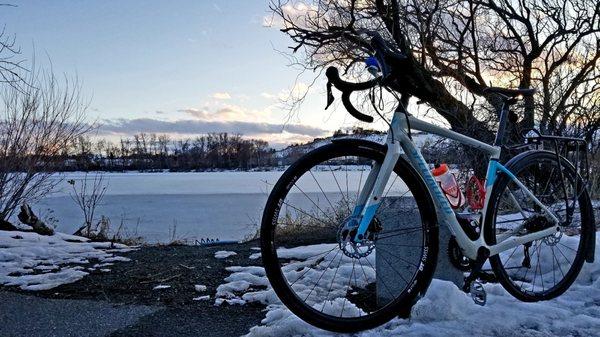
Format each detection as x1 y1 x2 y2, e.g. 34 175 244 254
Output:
0 219 18 231
18 204 54 236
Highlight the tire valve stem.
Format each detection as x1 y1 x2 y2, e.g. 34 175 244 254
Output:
522 243 532 268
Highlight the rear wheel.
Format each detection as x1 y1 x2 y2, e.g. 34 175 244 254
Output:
260 141 438 333
486 151 594 302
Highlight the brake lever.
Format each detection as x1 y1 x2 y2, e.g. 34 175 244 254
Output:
325 81 334 110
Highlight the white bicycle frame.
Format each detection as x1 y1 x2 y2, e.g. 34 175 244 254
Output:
352 109 561 260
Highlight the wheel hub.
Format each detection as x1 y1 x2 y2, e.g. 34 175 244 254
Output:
543 231 563 246
337 217 381 259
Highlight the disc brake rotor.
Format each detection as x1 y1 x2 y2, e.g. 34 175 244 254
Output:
337 217 381 259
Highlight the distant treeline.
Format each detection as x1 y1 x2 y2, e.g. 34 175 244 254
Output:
66 133 277 171
61 128 381 172
34 126 503 172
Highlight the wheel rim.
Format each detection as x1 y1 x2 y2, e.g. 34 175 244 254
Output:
267 150 429 320
491 157 588 298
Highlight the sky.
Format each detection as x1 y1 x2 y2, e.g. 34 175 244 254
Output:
2 0 371 148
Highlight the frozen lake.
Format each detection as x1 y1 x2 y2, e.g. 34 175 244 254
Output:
36 172 281 243
32 170 408 243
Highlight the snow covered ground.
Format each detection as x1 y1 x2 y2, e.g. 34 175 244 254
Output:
215 236 600 337
0 231 133 291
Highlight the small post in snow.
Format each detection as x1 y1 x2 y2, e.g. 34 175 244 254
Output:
375 196 463 311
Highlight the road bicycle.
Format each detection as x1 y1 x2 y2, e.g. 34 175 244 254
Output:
260 32 595 333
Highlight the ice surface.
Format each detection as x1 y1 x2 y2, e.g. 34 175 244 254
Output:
36 170 409 243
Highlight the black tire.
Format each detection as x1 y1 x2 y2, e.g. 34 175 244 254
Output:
486 150 595 302
260 140 438 333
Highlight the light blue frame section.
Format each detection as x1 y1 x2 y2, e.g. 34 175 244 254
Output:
350 111 561 259
485 160 516 188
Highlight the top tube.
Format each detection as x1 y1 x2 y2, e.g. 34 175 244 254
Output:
405 115 500 158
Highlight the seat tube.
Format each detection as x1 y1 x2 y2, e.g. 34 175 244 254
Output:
493 102 510 146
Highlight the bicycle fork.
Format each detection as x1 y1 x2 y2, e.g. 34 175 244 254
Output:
351 136 401 242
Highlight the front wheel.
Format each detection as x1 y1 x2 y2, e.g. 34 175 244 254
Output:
260 141 438 333
486 150 595 302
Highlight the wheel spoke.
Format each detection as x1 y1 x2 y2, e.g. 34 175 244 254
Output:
491 155 589 300
308 170 339 219
263 149 433 322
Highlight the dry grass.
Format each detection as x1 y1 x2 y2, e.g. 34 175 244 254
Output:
247 198 351 246
78 215 145 246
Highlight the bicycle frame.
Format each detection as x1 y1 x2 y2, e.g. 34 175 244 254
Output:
352 107 561 260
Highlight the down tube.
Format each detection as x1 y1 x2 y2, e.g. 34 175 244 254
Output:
398 134 479 259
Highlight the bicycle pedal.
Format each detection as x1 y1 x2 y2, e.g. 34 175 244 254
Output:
470 281 486 306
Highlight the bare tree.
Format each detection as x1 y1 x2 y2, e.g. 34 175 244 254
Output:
0 3 29 91
0 69 90 221
69 172 107 237
268 0 600 148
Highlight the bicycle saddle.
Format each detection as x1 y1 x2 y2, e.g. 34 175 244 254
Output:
484 86 536 98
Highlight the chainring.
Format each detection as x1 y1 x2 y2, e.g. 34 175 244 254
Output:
448 236 473 272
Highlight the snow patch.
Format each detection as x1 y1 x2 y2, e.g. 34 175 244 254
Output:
214 251 237 259
0 231 132 291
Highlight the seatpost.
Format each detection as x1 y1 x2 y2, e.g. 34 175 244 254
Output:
493 101 510 146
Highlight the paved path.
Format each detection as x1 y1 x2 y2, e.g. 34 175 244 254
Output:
0 292 158 337
0 291 264 337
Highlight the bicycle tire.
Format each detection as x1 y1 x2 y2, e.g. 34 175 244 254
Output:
260 140 439 332
485 150 595 302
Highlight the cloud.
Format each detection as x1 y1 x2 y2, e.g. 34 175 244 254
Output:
98 118 327 138
261 92 278 100
178 104 254 121
178 107 210 119
263 2 319 28
261 82 310 101
211 92 232 100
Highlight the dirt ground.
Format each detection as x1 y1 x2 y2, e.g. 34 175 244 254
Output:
1 241 267 337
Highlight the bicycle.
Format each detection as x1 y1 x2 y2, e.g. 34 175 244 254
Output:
260 32 596 333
